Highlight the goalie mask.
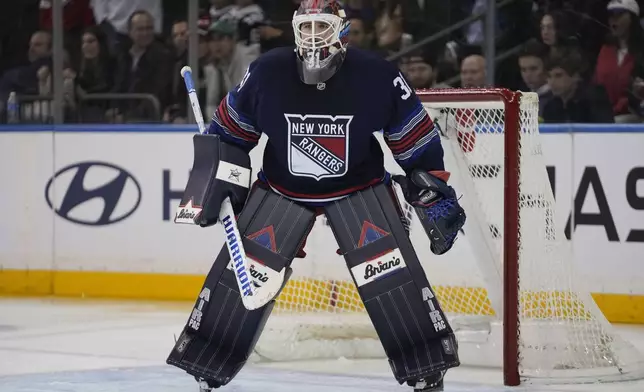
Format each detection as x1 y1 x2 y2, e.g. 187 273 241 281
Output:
292 0 350 85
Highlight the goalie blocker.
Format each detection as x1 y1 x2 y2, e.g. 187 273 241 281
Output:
167 182 459 389
174 134 252 226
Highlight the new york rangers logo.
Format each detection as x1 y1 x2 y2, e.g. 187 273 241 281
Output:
285 114 352 180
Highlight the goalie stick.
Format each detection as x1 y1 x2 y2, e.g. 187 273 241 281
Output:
179 66 283 310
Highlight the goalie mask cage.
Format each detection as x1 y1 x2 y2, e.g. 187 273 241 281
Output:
252 88 644 386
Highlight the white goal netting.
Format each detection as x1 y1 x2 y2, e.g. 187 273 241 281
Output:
250 89 644 385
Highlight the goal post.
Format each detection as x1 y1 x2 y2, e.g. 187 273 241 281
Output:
251 88 644 386
419 88 524 385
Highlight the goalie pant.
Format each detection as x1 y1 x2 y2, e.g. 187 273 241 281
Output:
167 181 459 387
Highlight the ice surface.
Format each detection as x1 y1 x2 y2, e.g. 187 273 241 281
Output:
2 298 644 392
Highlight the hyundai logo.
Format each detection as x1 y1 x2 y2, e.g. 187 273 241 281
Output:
45 161 142 226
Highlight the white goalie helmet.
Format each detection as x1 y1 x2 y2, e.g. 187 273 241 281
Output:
292 0 351 85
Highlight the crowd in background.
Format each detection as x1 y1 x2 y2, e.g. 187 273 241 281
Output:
1 0 643 124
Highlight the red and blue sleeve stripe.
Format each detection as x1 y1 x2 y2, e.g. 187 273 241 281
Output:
208 93 261 150
385 103 441 168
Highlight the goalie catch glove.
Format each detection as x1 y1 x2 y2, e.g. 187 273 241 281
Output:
393 169 466 255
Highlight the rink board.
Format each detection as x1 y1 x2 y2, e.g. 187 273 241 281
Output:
0 124 643 323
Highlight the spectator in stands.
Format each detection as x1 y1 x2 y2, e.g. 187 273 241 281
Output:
546 0 613 63
204 19 257 115
518 39 552 117
463 0 490 47
209 0 236 22
539 10 582 59
374 4 412 57
90 0 163 52
344 0 377 27
197 12 214 55
164 16 212 123
58 26 116 122
232 0 265 58
593 0 644 122
539 11 562 52
27 30 55 67
348 16 375 50
39 0 95 68
75 26 115 94
171 20 189 55
449 0 532 77
543 50 614 123
257 0 300 53
460 54 487 88
399 49 451 89
196 13 213 116
110 10 172 122
165 20 190 123
0 31 53 103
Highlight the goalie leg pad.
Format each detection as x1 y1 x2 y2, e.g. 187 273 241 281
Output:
167 182 317 386
324 184 459 384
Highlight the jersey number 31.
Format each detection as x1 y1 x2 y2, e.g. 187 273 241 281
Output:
393 72 412 100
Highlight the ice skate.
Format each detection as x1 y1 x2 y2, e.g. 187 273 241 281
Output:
407 370 445 392
196 377 220 391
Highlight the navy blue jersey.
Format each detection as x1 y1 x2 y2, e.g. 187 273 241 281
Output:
207 47 445 203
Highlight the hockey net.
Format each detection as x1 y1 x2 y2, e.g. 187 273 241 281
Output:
252 88 644 385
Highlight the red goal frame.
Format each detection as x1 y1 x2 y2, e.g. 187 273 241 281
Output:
417 88 523 386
